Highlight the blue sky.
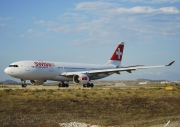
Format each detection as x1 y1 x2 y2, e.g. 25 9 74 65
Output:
0 0 180 82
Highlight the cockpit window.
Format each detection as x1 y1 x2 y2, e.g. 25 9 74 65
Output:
9 65 18 67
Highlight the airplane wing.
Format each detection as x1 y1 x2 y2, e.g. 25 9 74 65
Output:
61 61 175 77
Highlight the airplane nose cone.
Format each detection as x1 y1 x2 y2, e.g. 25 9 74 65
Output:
4 68 10 75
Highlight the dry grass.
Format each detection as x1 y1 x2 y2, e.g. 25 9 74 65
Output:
0 86 180 127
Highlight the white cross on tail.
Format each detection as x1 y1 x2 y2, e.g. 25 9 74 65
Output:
116 48 122 59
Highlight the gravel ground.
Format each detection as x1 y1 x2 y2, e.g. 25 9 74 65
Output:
149 121 180 127
59 122 99 127
59 121 180 127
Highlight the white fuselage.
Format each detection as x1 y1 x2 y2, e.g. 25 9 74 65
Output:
4 60 116 82
4 42 173 87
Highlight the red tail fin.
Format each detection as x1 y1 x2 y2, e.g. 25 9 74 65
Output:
107 42 124 66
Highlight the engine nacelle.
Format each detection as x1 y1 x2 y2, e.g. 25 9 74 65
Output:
30 80 45 85
73 74 89 84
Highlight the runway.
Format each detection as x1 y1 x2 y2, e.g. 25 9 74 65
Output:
0 83 164 90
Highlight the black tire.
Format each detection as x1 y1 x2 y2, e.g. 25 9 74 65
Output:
22 84 27 87
66 83 69 87
87 83 90 87
90 83 94 87
58 83 62 87
83 84 87 87
62 83 65 87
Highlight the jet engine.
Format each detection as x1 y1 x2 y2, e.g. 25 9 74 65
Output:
30 80 45 85
73 74 89 84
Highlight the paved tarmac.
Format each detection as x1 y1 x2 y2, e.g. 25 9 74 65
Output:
0 83 164 90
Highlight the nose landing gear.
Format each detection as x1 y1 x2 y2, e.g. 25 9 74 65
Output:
21 80 27 87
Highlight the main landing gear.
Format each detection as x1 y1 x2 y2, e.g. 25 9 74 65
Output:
21 80 27 87
83 83 94 88
58 82 69 87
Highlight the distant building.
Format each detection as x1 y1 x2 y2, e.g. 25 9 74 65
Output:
160 81 170 84
174 81 180 83
139 81 149 84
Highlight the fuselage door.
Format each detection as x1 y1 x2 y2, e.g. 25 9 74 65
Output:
24 62 30 71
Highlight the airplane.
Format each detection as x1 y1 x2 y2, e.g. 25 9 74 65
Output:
4 42 175 88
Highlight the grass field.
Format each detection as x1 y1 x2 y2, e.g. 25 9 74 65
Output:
0 85 180 127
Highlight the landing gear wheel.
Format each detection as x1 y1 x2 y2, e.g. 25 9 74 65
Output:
62 83 65 87
21 80 27 88
58 83 69 87
22 84 27 87
58 83 62 87
87 83 91 87
90 83 94 87
65 83 69 87
83 84 87 88
83 83 94 88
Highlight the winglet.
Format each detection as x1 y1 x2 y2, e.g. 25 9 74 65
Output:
166 61 175 66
